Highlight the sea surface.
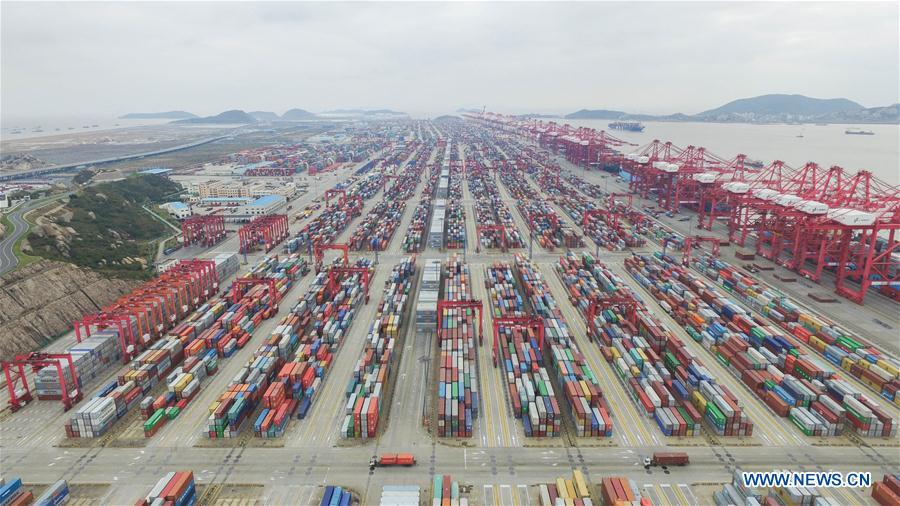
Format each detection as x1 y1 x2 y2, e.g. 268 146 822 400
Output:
563 119 899 185
1 116 173 142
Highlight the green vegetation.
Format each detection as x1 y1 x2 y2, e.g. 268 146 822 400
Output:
27 174 181 278
73 168 96 185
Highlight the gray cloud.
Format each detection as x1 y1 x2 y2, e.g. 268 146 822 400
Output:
2 1 897 121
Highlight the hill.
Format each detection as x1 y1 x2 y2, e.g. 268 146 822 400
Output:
565 95 896 124
26 174 182 278
174 109 257 124
120 111 197 119
281 108 317 120
249 111 280 121
565 109 627 120
698 94 864 119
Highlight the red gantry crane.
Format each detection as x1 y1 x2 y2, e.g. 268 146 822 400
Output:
436 299 484 345
181 214 226 248
3 352 83 412
492 316 545 366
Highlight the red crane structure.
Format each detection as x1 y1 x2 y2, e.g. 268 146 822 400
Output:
491 316 545 366
582 209 620 230
681 236 722 266
475 224 508 252
229 277 279 309
73 259 218 362
313 241 350 273
3 352 83 412
436 299 484 344
608 193 634 209
585 295 638 342
238 215 289 253
327 266 371 303
181 215 226 247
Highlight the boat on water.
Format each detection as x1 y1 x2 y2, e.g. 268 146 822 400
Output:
845 128 875 135
608 121 645 132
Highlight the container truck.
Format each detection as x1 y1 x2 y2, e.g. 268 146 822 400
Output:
370 453 416 469
644 452 689 467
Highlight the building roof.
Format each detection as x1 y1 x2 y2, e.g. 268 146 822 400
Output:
249 195 285 207
200 196 253 203
139 167 172 175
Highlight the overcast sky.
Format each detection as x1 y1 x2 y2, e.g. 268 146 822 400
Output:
2 1 898 121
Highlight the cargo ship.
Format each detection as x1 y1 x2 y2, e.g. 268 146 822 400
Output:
845 128 874 135
608 121 645 132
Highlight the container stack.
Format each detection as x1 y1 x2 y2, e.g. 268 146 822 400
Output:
486 263 561 437
380 485 420 506
135 471 196 506
872 474 900 506
513 254 612 438
445 201 466 249
537 470 593 506
599 477 641 505
249 260 369 438
558 252 710 437
630 253 864 438
349 199 406 251
432 475 466 506
468 169 525 249
403 197 431 252
693 254 900 406
321 486 353 506
436 256 479 438
342 257 416 438
36 329 122 399
34 479 69 506
0 478 32 506
213 252 240 280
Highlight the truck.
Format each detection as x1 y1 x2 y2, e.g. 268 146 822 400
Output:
369 453 416 469
644 452 689 467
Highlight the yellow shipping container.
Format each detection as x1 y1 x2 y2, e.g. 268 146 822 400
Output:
208 400 220 414
610 347 621 360
556 478 568 499
565 480 577 500
877 359 899 378
573 470 590 498
692 391 707 412
579 380 591 400
629 365 641 378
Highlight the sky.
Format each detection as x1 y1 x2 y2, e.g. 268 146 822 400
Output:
2 1 898 121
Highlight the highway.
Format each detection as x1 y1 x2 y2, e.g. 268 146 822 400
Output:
0 126 895 505
0 134 233 182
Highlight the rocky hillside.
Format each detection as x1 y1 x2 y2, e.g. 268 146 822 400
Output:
0 260 139 360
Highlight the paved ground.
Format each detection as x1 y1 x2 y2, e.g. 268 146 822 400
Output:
1 123 896 505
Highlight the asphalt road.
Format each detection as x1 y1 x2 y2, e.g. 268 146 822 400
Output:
0 194 67 275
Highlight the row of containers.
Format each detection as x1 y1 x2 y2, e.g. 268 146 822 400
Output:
432 475 467 506
715 468 846 506
558 251 754 438
445 161 466 249
341 256 417 438
42 257 236 402
0 478 69 506
628 252 896 438
557 252 753 436
379 485 421 506
349 150 425 251
537 470 594 506
134 471 196 506
142 256 302 437
486 262 562 437
691 254 900 406
402 161 442 252
285 171 384 253
517 199 583 251
555 195 647 252
206 259 371 439
65 254 296 439
467 165 525 250
321 485 354 506
513 254 613 438
436 255 479 437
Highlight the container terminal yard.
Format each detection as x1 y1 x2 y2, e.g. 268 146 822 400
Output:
1 116 898 506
